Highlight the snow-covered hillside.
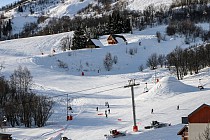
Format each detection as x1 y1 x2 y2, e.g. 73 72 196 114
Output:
127 0 173 11
0 24 210 140
1 0 174 35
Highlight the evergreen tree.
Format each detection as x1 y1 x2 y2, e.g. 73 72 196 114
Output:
108 15 114 34
18 6 23 12
2 25 7 36
72 26 87 50
7 19 12 32
107 10 131 35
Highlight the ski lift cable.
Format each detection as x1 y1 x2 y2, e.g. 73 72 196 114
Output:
36 75 208 100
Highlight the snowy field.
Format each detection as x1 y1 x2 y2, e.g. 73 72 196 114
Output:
0 24 210 140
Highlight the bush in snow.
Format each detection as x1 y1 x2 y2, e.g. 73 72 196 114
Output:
113 55 118 64
128 48 138 56
129 48 135 55
156 31 161 43
104 52 113 71
138 64 144 71
57 59 68 70
86 62 89 67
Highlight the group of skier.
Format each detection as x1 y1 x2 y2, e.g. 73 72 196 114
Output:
96 101 111 118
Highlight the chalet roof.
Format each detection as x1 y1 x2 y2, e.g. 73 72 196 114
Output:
188 104 210 118
0 133 12 136
112 34 127 41
177 125 188 135
87 39 103 47
107 34 127 43
91 39 103 47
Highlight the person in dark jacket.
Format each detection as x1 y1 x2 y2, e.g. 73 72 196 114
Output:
177 105 179 110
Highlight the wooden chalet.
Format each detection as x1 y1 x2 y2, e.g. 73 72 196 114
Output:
107 34 127 44
86 39 103 48
177 125 188 140
0 133 12 140
177 104 210 140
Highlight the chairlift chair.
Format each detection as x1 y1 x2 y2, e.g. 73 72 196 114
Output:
143 83 149 93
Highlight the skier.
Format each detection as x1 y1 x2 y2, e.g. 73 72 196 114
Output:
177 105 179 110
96 107 98 111
151 109 153 114
108 109 110 114
107 104 109 108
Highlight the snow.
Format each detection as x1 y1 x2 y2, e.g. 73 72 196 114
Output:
91 39 104 47
2 0 174 36
1 0 210 139
0 23 210 140
127 0 173 11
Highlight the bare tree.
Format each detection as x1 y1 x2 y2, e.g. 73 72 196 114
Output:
10 65 32 93
146 53 158 70
167 47 184 80
196 124 210 140
158 54 166 68
33 96 54 127
1 66 54 128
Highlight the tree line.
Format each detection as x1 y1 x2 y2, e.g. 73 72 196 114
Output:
0 66 54 128
146 43 210 80
167 44 210 80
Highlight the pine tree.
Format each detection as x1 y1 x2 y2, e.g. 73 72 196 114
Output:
72 26 87 50
7 19 12 32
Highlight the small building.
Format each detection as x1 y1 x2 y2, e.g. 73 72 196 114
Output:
107 34 127 44
0 133 12 140
177 104 210 140
86 39 103 48
177 125 188 140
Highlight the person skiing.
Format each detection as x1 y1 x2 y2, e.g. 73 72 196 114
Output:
108 109 110 114
151 109 154 114
96 107 98 111
177 105 179 110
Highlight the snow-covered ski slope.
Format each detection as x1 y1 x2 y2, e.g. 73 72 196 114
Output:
0 25 210 140
127 0 173 11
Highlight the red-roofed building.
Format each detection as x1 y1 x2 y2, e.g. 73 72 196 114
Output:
107 34 127 45
177 104 210 140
